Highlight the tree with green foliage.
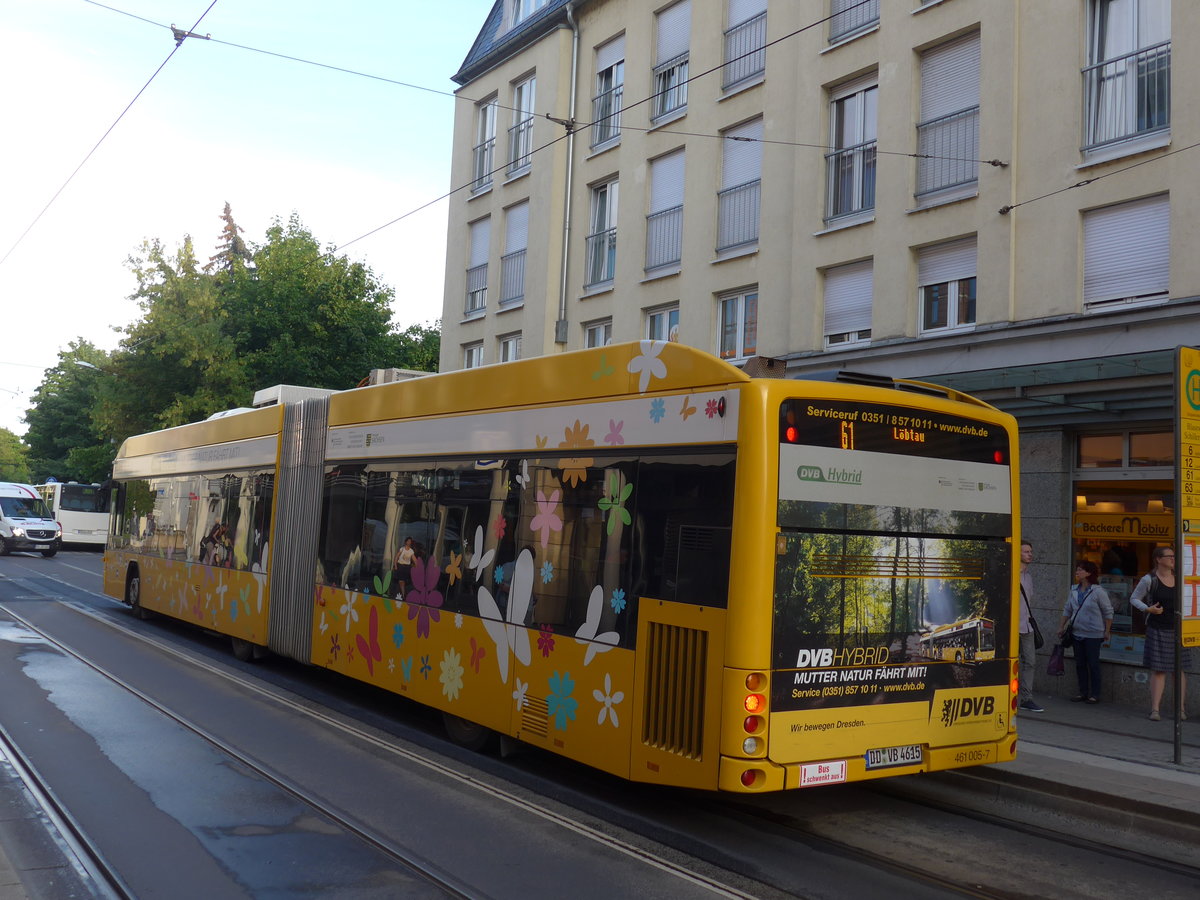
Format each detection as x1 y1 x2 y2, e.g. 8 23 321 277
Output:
21 340 115 483
0 428 32 482
206 201 251 274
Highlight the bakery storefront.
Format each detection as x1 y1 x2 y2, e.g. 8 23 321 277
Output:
1071 430 1174 664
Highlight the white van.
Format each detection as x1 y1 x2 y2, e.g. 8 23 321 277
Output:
0 482 62 557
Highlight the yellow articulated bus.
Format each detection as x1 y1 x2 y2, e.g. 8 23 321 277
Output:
103 342 1020 792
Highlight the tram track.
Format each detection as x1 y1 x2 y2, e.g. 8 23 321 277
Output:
0 596 763 900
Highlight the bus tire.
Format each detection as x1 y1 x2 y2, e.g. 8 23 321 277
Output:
443 713 496 753
126 567 149 620
231 637 256 662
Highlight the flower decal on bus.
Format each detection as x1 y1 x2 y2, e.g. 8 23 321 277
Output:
407 559 444 639
649 398 666 423
575 585 618 665
356 604 382 677
530 489 562 548
558 420 595 487
628 340 667 393
597 471 632 535
594 673 623 727
547 671 578 731
467 525 495 577
440 648 464 700
513 677 528 711
604 419 624 445
478 548 534 682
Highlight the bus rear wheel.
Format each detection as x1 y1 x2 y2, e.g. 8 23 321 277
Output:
231 637 257 662
443 713 496 752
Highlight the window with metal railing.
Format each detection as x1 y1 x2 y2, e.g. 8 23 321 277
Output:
645 206 682 272
465 263 487 315
1083 41 1170 149
825 142 876 220
500 249 526 305
652 54 689 121
472 99 497 193
591 83 623 147
717 180 760 252
915 107 979 197
829 0 878 43
722 10 766 90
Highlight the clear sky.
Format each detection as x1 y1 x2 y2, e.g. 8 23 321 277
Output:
0 0 492 437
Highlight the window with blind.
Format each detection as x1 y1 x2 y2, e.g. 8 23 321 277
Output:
501 202 529 306
723 0 766 90
826 76 877 221
466 218 490 316
918 238 977 333
718 118 762 252
646 150 685 272
823 259 873 347
1083 194 1169 308
593 36 625 148
653 1 691 121
917 33 980 199
830 0 878 43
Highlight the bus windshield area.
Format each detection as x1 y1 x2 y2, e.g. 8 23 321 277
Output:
60 484 106 513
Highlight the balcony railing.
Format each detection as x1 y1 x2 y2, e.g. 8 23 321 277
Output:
717 180 761 252
825 140 876 220
722 12 766 90
500 249 526 305
829 0 878 43
507 117 533 175
915 106 979 197
1083 41 1170 149
652 54 688 120
585 227 617 287
645 206 683 271
471 137 495 193
591 85 623 147
465 263 487 314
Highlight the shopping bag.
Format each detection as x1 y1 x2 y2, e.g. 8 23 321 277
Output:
1046 643 1065 676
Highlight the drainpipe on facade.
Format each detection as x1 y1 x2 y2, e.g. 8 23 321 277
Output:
554 2 579 345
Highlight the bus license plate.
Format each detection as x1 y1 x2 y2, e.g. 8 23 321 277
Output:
866 744 922 769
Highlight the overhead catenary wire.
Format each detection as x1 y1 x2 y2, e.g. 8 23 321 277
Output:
0 1 223 269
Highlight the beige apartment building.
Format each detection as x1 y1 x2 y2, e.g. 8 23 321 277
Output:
441 0 1199 705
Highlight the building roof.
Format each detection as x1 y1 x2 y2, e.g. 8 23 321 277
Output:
453 0 578 85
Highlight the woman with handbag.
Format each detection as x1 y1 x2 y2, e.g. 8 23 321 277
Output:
1057 560 1113 704
1129 546 1192 721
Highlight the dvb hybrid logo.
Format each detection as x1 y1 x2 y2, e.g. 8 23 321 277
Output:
940 695 994 726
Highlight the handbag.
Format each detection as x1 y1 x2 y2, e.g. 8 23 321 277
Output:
1061 586 1089 647
1047 643 1065 676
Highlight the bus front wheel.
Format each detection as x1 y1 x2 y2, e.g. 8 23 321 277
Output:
126 568 149 620
231 637 257 662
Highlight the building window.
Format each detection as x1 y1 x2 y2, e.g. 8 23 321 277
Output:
646 150 684 272
723 1 766 90
829 0 878 43
1084 0 1170 149
592 36 624 148
500 202 528 306
918 238 977 333
507 75 535 176
585 180 618 288
646 305 679 342
826 78 877 221
717 118 762 252
472 98 498 193
465 218 490 316
718 289 757 361
916 33 980 199
823 259 872 347
499 333 522 363
1083 194 1169 309
512 0 551 27
652 1 690 122
1079 431 1172 469
463 342 483 369
585 319 613 348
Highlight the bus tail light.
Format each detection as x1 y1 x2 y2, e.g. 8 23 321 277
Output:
744 715 763 734
744 693 766 714
742 737 762 755
739 768 762 788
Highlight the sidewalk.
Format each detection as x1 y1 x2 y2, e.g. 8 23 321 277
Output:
1 695 1197 899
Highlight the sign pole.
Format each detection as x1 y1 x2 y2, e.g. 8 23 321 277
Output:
1173 347 1200 762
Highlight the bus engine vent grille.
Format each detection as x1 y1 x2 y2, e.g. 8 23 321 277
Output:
520 695 549 739
641 622 707 759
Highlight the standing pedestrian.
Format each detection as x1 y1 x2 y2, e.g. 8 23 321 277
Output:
1129 546 1192 721
1058 560 1113 703
1018 541 1044 712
